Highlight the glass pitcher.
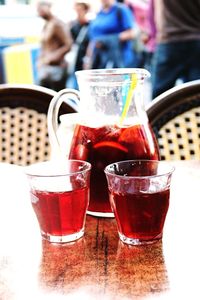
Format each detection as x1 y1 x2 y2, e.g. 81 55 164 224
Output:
47 68 160 217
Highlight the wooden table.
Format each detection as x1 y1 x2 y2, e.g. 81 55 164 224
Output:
0 161 200 300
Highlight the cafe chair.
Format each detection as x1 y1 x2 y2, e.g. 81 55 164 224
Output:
0 84 77 166
146 80 200 160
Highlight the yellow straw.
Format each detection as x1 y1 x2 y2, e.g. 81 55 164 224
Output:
120 73 137 126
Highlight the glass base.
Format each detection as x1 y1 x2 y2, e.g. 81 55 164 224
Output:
87 210 114 218
41 228 84 243
119 232 162 246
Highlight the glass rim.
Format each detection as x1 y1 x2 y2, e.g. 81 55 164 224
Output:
24 159 91 178
75 68 150 80
104 160 175 179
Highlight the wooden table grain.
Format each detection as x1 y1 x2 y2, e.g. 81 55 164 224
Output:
0 161 200 300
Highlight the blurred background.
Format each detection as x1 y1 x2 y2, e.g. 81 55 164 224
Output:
2 0 183 105
0 0 96 85
0 0 147 87
1 0 199 105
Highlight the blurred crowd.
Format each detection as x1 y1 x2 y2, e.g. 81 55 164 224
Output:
36 0 200 99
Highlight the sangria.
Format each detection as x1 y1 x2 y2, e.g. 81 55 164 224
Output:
69 122 160 216
31 187 89 237
47 68 160 217
105 160 174 245
110 189 169 241
25 159 91 243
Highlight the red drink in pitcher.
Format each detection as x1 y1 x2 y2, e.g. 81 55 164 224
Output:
31 187 89 237
69 122 160 216
109 189 169 241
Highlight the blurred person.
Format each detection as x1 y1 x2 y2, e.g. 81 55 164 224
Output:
67 0 90 88
146 0 156 71
84 0 137 69
37 1 72 92
152 0 200 98
127 0 155 72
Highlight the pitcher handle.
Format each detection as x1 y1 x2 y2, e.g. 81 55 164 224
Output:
47 88 80 158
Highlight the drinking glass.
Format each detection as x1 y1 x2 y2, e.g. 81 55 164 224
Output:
105 160 174 245
25 159 91 243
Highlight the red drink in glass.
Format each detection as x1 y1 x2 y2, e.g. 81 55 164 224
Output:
105 160 174 245
69 123 160 216
109 189 169 242
31 187 89 237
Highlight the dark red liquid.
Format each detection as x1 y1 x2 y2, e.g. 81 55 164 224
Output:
31 187 89 236
69 123 160 214
110 189 169 241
